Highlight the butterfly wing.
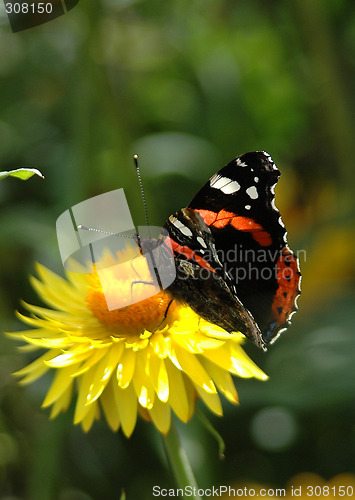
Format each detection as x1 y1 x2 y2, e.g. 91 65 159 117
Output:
164 207 265 348
188 151 301 344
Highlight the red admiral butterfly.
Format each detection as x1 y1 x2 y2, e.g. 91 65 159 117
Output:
163 151 301 350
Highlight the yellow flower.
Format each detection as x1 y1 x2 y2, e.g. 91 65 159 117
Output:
8 249 267 437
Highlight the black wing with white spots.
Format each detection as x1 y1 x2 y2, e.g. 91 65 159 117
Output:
163 151 301 348
188 151 301 345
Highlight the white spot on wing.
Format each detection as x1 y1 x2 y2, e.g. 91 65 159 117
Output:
221 181 240 194
236 158 247 167
196 236 207 248
288 310 297 320
209 173 219 186
246 186 258 199
245 204 251 210
254 176 259 183
172 218 193 237
294 294 300 309
298 275 302 288
210 175 228 189
263 151 277 169
269 327 287 344
210 175 240 194
278 216 285 228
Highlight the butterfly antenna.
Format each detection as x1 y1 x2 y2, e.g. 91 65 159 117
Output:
77 225 135 240
133 155 151 237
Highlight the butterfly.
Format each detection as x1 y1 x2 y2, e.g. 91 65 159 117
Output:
162 151 301 350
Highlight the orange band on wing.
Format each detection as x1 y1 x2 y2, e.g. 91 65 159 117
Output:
272 248 301 326
195 209 272 246
168 238 216 273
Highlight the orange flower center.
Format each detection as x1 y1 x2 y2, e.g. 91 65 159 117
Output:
85 252 176 336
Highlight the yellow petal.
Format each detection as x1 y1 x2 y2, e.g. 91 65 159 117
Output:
147 348 169 402
203 342 268 380
116 347 136 389
230 344 268 380
150 331 172 358
149 398 171 434
35 262 76 293
30 276 75 313
11 312 60 332
173 331 225 353
115 382 137 438
71 346 110 377
86 343 125 404
49 383 73 419
45 348 91 368
165 358 189 422
132 350 155 409
100 378 121 432
14 349 61 384
194 382 223 416
172 343 216 394
200 357 238 404
22 336 71 349
81 401 99 432
66 267 92 289
182 375 197 421
33 263 85 309
42 363 78 407
18 305 74 327
74 368 96 424
200 321 243 341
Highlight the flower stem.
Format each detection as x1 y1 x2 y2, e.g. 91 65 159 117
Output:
162 421 203 499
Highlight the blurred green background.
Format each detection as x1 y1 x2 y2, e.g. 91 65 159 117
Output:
1 1 355 499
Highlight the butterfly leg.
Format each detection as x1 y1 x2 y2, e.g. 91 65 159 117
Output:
130 279 159 303
153 298 174 331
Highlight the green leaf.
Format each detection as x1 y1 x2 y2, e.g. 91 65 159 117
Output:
0 167 44 181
